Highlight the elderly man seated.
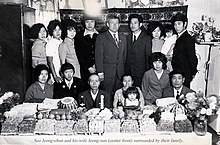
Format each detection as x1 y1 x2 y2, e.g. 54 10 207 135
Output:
78 74 111 110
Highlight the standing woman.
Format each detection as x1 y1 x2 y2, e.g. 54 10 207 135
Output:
147 21 164 53
59 19 81 78
75 15 98 86
29 23 48 68
46 20 63 83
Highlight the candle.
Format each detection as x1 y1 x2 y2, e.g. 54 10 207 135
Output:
100 95 104 110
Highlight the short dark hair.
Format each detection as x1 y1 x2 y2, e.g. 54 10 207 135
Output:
61 19 77 39
47 20 62 37
147 21 163 38
120 73 134 83
106 14 120 23
169 70 185 79
124 86 140 100
34 64 50 82
60 62 75 75
149 52 167 69
88 73 99 81
29 23 48 39
128 14 143 23
163 23 174 33
171 12 188 24
81 14 96 28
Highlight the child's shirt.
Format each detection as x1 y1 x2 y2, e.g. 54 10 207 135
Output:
161 34 177 55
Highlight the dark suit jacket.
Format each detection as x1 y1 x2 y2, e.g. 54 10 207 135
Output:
126 31 152 78
53 77 85 101
172 31 198 76
75 30 98 81
162 86 195 98
79 90 111 110
95 31 127 79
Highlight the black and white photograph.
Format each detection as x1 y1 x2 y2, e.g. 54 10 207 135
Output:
0 0 220 145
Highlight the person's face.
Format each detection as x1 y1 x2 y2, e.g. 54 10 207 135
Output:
166 30 173 38
53 25 62 39
85 20 95 31
152 27 161 39
122 76 134 90
128 93 137 101
38 27 47 40
67 27 76 39
153 60 163 71
38 70 48 84
174 21 187 34
63 69 74 81
130 18 141 33
107 18 120 33
89 75 100 90
171 74 185 89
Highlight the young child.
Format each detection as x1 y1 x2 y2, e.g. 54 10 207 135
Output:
141 52 170 105
113 73 144 109
161 24 177 71
124 86 140 110
147 21 164 53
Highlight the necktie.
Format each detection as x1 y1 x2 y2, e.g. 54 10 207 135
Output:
176 91 180 101
113 34 119 47
133 35 136 42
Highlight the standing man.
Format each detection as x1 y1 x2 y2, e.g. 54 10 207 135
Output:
95 14 127 96
126 14 152 87
171 13 198 88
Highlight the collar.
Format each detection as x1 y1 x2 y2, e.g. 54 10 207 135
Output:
90 90 99 101
177 30 187 38
84 29 99 37
109 30 119 39
173 86 183 97
64 37 74 45
65 78 73 86
133 30 142 38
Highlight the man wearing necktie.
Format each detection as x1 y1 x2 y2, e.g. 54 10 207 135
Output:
162 70 195 99
126 14 152 87
95 14 127 99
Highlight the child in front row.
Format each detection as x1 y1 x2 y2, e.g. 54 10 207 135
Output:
141 52 170 105
124 86 141 110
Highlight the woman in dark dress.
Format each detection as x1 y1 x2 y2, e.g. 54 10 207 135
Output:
75 15 98 88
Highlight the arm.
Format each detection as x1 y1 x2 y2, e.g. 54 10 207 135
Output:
186 37 198 76
141 71 150 104
95 34 104 80
47 56 62 83
113 90 120 108
145 35 152 70
58 43 68 65
137 87 145 107
24 85 34 102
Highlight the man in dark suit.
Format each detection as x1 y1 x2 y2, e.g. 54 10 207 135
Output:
126 14 152 87
53 63 85 101
78 74 111 110
95 14 127 95
171 13 198 88
162 70 195 100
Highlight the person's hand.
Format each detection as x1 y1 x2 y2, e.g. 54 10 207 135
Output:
55 77 62 83
88 66 96 73
98 73 104 81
